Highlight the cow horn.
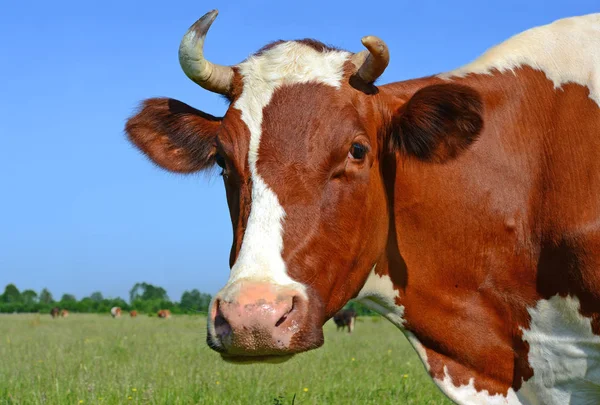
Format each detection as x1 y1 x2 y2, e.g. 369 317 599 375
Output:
178 10 234 95
351 36 390 84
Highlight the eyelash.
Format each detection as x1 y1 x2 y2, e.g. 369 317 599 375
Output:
215 154 227 178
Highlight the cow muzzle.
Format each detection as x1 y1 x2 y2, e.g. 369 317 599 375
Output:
207 281 323 361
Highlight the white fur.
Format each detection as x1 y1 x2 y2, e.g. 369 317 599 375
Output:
433 295 600 405
356 266 406 326
516 295 600 405
217 42 351 300
440 14 600 107
435 366 521 405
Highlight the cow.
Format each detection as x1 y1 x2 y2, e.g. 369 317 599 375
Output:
130 310 138 318
60 309 69 318
50 307 59 319
110 307 122 318
124 9 600 405
157 309 171 319
333 309 357 333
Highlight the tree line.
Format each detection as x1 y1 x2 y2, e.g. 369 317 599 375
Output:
0 282 377 316
0 282 211 315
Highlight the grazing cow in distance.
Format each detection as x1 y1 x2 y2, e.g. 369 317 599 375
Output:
60 309 69 318
50 307 59 319
333 309 357 333
130 310 138 318
157 310 171 319
125 9 600 404
110 307 122 318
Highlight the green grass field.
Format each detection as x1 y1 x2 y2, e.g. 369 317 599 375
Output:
0 314 452 404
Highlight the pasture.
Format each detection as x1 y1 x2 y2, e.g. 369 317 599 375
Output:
0 314 451 404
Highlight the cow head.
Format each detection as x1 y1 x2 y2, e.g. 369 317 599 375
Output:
125 10 483 362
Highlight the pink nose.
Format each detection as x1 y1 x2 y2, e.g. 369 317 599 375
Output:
211 283 307 356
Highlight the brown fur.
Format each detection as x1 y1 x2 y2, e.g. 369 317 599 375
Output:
125 33 600 399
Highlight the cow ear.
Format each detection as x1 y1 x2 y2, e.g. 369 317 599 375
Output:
391 84 483 162
125 98 222 173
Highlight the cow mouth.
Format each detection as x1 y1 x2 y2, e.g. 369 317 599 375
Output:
220 353 295 365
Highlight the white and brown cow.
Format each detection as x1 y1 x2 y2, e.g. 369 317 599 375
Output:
110 306 122 318
125 10 600 404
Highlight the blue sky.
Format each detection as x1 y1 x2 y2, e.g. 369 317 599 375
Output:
1 0 596 302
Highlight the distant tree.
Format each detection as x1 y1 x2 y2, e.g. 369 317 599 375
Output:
2 284 21 303
180 289 211 313
90 291 103 302
21 289 38 304
60 294 76 303
39 288 54 305
77 297 96 313
129 282 168 303
59 294 77 311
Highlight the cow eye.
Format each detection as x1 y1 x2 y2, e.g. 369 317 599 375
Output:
348 143 367 160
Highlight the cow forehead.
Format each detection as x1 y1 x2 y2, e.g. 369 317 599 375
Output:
220 41 353 291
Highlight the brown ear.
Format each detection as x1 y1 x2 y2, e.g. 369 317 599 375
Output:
392 84 483 162
125 98 222 173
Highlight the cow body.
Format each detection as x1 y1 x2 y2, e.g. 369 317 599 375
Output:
157 310 171 319
125 11 600 404
130 310 138 318
50 307 59 318
333 309 357 333
60 309 69 318
110 307 121 318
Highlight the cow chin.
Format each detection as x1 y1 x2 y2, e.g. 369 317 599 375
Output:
220 354 295 365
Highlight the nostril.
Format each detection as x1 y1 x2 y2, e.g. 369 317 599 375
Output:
213 300 232 339
274 295 297 327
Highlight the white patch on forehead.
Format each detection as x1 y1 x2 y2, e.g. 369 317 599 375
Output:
220 42 350 296
440 13 600 107
516 295 600 405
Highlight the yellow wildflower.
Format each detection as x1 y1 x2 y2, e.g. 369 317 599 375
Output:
303 388 309 392
79 401 84 404
131 388 137 392
403 374 409 378
216 381 220 385
351 357 356 361
128 396 132 400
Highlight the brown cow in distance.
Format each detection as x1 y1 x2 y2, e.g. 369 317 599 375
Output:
125 9 600 405
130 310 138 318
60 309 69 318
50 307 59 319
333 309 357 334
157 310 171 319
